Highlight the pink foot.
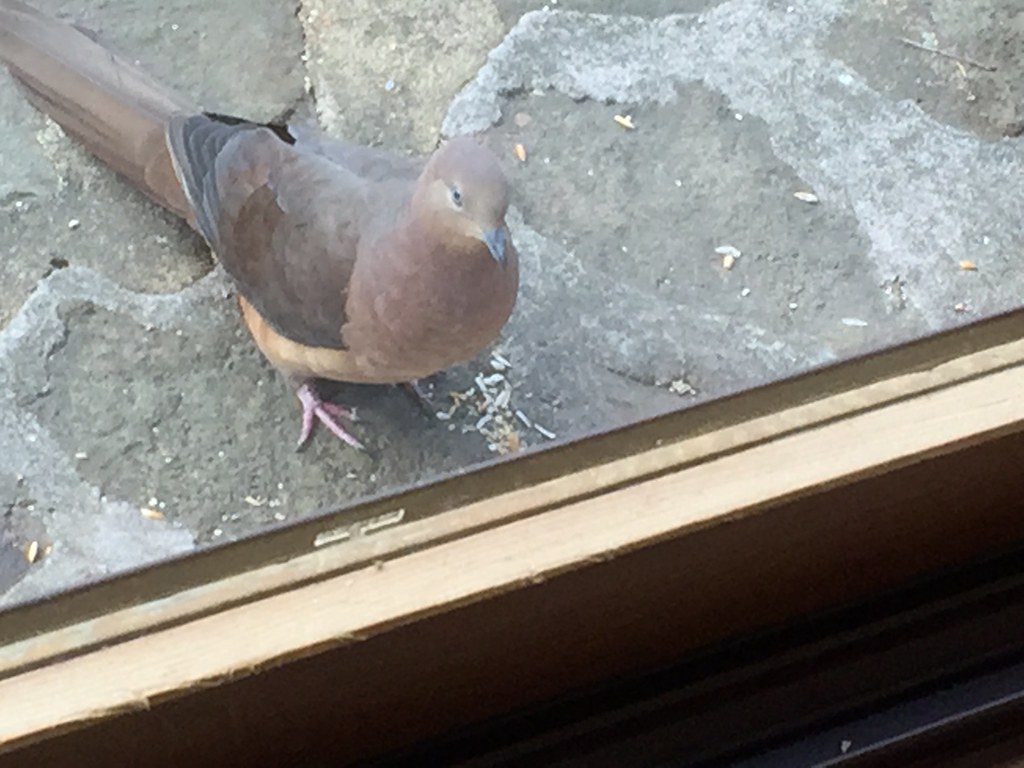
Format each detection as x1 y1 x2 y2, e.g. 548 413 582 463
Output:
296 383 363 450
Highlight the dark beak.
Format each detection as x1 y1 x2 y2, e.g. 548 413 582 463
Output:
482 227 508 266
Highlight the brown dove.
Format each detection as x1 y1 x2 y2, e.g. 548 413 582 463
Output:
0 0 518 449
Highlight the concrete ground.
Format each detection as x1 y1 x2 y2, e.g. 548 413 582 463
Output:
1 0 1022 606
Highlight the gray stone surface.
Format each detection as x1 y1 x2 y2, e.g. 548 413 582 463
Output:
301 0 506 152
828 0 1024 139
1 0 1023 606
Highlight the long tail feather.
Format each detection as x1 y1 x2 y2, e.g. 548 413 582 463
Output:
0 0 195 218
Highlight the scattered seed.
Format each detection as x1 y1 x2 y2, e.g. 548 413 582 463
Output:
515 410 533 428
740 287 751 297
435 410 451 421
141 507 165 520
722 254 736 270
954 302 968 313
534 423 557 440
67 218 80 230
793 191 819 204
842 317 868 327
273 512 286 521
244 495 266 507
475 414 494 431
514 143 527 162
490 352 511 370
959 260 977 271
613 114 635 130
669 379 694 396
74 451 87 460
494 387 512 409
25 541 39 563
715 245 741 258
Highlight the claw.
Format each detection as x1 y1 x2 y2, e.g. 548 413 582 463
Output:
296 383 363 450
320 401 359 422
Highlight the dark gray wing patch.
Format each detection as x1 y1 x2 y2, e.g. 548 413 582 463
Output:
166 113 269 247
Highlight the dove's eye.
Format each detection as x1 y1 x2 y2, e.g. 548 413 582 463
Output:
450 186 463 208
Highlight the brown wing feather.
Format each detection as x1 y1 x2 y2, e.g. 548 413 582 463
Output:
167 114 370 350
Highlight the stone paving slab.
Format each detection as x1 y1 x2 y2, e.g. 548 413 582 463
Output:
1 0 1022 607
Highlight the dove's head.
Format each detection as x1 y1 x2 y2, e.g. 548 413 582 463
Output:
416 137 512 267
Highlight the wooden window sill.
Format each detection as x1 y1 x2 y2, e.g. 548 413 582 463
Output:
2 309 1024 766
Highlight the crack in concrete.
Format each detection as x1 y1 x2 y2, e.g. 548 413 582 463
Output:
291 0 323 126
